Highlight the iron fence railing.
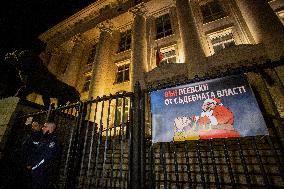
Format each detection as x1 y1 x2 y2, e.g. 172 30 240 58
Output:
2 59 284 189
144 59 284 189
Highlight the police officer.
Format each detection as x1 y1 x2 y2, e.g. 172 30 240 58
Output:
26 122 59 189
21 121 43 188
23 122 43 161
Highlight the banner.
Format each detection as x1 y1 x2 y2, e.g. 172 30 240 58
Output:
151 75 268 143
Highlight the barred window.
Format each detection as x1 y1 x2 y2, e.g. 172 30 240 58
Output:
200 0 226 23
116 64 130 83
82 75 92 92
156 14 173 39
87 44 97 65
118 30 131 52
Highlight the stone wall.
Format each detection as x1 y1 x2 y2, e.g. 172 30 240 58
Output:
0 97 45 159
0 97 20 159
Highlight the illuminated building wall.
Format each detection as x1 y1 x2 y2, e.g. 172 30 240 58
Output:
37 0 284 114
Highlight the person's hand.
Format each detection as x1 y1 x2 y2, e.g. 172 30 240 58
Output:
26 166 32 170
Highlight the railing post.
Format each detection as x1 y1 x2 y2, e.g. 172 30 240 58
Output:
130 82 142 189
140 89 146 189
46 103 55 122
65 101 84 189
73 101 89 188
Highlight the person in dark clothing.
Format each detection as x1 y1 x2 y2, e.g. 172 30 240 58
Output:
25 122 59 189
22 122 43 164
21 121 43 189
0 121 40 189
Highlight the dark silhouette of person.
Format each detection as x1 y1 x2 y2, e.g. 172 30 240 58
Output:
25 122 59 189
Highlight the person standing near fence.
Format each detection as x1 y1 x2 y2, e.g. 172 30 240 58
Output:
25 122 59 189
21 121 43 188
23 121 43 160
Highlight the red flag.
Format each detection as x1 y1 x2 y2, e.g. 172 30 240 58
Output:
156 48 164 67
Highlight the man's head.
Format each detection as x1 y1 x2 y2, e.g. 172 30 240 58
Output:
42 122 56 134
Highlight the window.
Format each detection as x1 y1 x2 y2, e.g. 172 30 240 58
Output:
87 44 97 65
115 97 130 126
208 28 235 54
200 0 226 23
116 64 130 83
118 30 131 52
82 75 92 92
156 14 173 39
160 46 176 64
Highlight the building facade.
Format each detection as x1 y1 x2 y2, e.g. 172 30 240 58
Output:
30 0 284 112
8 1 284 187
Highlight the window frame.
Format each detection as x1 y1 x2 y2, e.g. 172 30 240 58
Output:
118 30 132 53
115 97 130 126
160 45 177 64
155 13 173 39
115 60 130 84
199 0 227 23
208 28 236 54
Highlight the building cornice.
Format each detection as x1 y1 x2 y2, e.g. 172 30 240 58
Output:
129 2 148 16
39 0 170 46
39 0 130 43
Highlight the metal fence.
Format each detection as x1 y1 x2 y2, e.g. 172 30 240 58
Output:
144 60 284 189
5 59 284 189
9 92 134 189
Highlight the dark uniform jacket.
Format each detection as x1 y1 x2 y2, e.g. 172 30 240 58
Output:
22 131 42 164
26 132 59 171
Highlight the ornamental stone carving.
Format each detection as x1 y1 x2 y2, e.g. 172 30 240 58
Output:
97 20 114 33
129 2 147 16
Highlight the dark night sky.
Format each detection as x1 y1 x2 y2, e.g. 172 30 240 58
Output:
0 0 95 59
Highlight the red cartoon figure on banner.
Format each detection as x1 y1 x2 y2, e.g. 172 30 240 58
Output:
172 98 241 141
195 98 240 139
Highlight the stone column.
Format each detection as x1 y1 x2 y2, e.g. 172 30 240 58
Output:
64 35 85 87
88 21 113 98
175 0 206 76
130 4 147 90
235 0 284 59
